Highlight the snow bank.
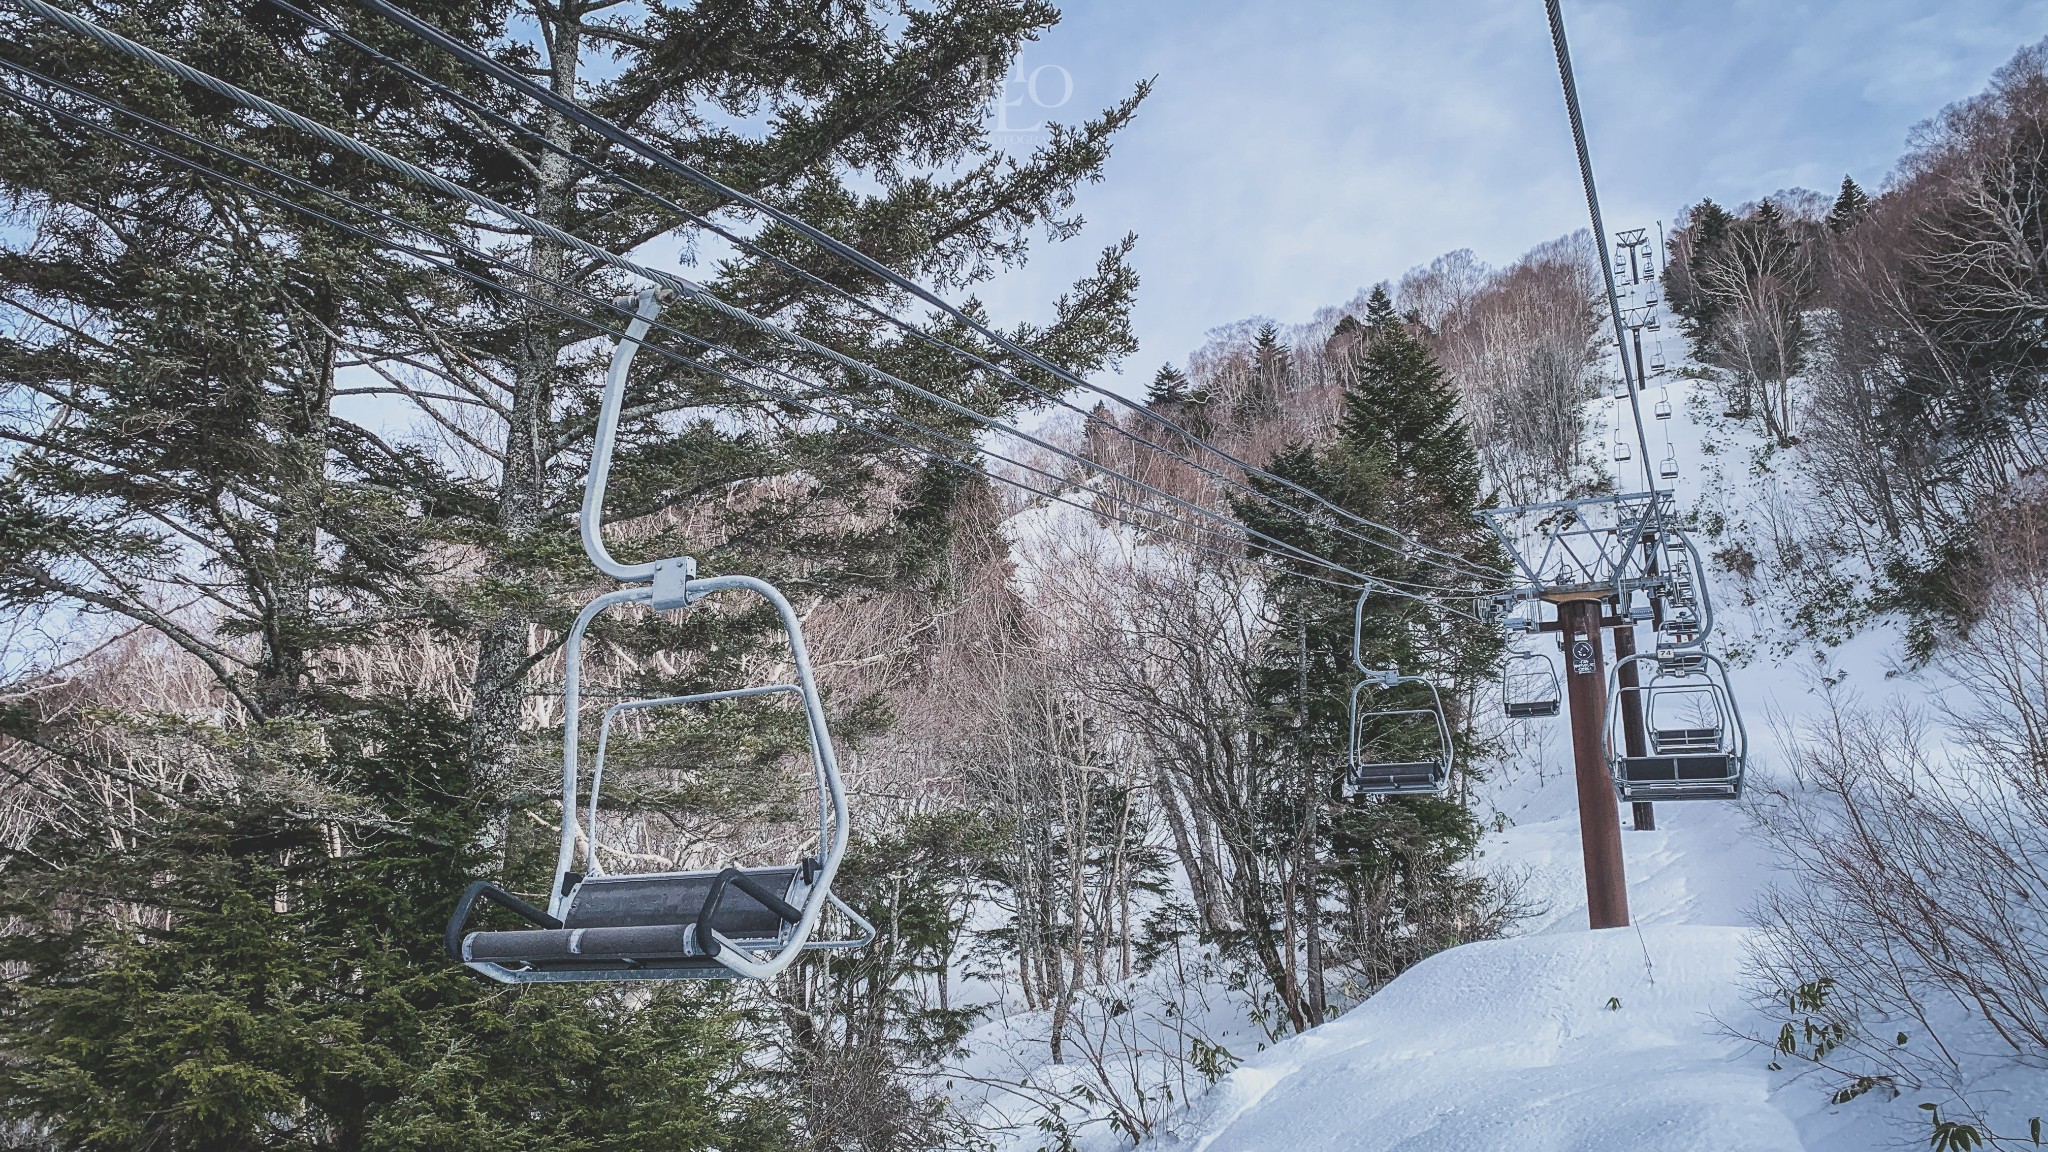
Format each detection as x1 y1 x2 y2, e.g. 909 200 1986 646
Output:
1145 925 1799 1152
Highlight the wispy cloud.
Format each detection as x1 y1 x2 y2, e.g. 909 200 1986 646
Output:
975 0 2048 391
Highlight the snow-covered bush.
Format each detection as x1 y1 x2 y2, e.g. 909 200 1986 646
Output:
1746 515 2048 1144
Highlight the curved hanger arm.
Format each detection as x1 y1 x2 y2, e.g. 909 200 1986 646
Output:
679 574 851 979
1504 649 1562 702
1353 587 1369 674
581 288 671 583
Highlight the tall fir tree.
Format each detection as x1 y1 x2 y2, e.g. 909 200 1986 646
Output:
1229 286 1504 1027
1147 362 1191 406
1827 175 1871 232
1236 320 1290 425
0 0 1145 1145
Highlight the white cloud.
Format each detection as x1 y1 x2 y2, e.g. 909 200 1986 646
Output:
971 0 2048 396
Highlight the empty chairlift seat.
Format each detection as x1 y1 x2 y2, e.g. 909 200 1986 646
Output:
450 864 820 982
444 288 872 984
1347 678 1454 797
1347 591 1455 797
1502 650 1561 719
1606 652 1746 801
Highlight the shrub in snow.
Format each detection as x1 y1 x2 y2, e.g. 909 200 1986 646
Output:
1746 549 2048 1144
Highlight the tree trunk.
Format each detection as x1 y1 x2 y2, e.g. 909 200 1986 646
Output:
468 7 586 796
259 312 338 718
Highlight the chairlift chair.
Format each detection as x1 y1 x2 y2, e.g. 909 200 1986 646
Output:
1346 590 1454 796
1613 438 1632 462
1502 650 1562 719
447 289 875 983
1606 651 1747 800
1347 674 1454 795
1648 528 1715 645
1653 389 1673 420
1659 452 1679 480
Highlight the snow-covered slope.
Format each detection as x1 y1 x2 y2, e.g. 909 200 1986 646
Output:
946 369 1966 1152
1119 374 1951 1152
1146 925 1808 1152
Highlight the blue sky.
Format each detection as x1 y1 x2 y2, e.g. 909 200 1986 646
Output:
971 0 2048 391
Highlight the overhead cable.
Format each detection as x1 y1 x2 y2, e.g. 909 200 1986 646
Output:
5 0 1491 594
267 0 1504 586
0 66 1400 593
340 0 1511 585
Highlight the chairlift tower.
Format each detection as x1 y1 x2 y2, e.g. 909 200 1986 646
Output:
1479 491 1677 930
1539 0 1751 925
1613 228 1652 287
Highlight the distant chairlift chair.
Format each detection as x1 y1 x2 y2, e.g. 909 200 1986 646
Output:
1502 650 1561 719
1605 651 1747 801
446 289 875 983
1346 590 1455 796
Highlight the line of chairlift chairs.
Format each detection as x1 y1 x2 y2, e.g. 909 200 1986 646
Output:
1613 373 1680 480
1345 526 1747 806
444 290 1743 983
444 290 875 984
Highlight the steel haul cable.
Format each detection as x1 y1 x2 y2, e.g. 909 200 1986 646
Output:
4 0 1498 597
0 63 1420 595
1543 0 1655 492
337 0 1513 586
260 0 1505 587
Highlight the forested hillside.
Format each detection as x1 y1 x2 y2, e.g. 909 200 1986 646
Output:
1 3 2045 1151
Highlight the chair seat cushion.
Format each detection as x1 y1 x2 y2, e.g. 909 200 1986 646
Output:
564 867 800 937
1349 761 1446 790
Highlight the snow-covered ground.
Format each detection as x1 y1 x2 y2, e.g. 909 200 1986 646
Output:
1147 925 1825 1152
945 369 1970 1151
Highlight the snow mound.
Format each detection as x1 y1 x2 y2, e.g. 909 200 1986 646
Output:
1146 925 1800 1152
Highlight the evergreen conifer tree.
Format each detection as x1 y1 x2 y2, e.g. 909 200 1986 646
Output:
1229 299 1504 1026
1827 175 1871 232
1236 321 1291 425
1148 363 1192 406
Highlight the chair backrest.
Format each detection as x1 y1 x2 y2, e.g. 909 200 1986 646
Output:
1644 684 1724 741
